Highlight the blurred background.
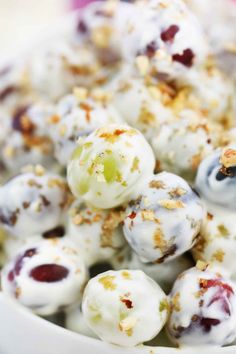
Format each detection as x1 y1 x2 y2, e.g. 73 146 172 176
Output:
0 0 70 58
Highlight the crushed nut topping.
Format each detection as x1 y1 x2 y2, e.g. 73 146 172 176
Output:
99 275 117 290
158 199 185 209
220 148 236 168
119 317 137 337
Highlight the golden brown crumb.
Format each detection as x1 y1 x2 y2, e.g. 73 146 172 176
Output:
220 148 236 168
158 199 185 209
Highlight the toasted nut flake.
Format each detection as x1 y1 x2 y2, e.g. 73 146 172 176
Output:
149 180 166 189
138 106 155 125
92 26 113 48
135 55 150 76
48 115 61 124
131 157 140 172
217 224 229 237
196 260 209 271
159 298 169 313
141 210 160 223
168 188 187 198
171 292 181 312
73 214 83 225
34 165 45 176
158 199 185 209
122 271 132 280
220 148 236 168
119 317 137 336
99 275 117 290
3 146 14 158
212 249 225 263
73 87 88 100
153 228 167 252
91 88 112 103
15 287 22 298
191 153 202 170
148 86 161 100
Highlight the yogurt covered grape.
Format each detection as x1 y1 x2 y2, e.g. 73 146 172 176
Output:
167 262 236 347
67 201 126 266
82 269 168 346
1 238 88 315
123 172 204 263
67 124 155 208
0 166 72 238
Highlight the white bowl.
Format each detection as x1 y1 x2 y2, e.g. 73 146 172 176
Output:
0 292 235 354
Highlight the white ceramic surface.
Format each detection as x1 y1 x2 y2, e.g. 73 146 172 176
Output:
0 293 235 354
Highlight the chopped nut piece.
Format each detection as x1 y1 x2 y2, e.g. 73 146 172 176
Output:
73 87 88 100
119 317 137 336
220 148 236 168
149 180 166 189
196 260 209 271
212 249 225 263
99 275 117 290
158 199 185 209
171 292 181 312
135 55 150 76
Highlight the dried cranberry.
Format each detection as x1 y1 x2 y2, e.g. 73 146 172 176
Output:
43 226 65 239
77 20 88 34
8 270 15 282
200 317 220 332
145 41 158 58
14 248 37 275
30 264 69 282
161 25 179 42
121 298 133 309
128 211 137 219
172 49 194 67
199 279 234 295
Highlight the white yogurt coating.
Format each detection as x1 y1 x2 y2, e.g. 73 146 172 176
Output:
66 201 126 267
0 166 71 238
82 269 168 346
193 201 236 280
67 124 155 209
195 147 236 210
28 37 115 102
167 263 236 347
108 74 172 140
49 90 122 166
123 172 204 263
184 67 234 125
2 102 55 174
66 307 98 338
1 238 88 316
151 115 219 181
